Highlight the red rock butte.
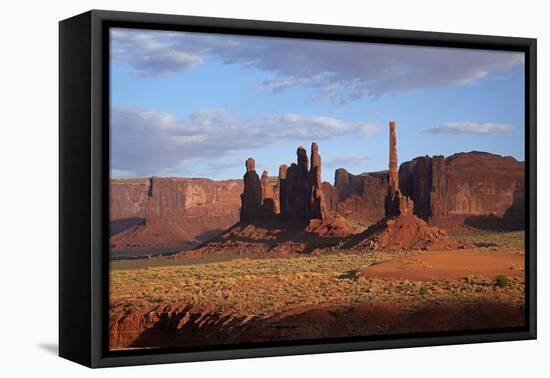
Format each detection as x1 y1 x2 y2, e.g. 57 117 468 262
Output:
110 177 243 252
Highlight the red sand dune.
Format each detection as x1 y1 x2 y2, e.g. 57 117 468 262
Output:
358 251 524 281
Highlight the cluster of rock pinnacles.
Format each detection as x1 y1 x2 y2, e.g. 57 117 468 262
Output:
240 142 329 222
241 121 413 225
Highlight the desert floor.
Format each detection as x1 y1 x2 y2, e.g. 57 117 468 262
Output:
109 230 525 350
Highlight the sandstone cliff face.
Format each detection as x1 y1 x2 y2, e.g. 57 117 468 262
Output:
110 178 151 220
110 178 150 234
332 169 387 225
331 152 524 229
443 152 524 217
400 152 524 224
110 177 243 251
320 182 339 213
146 177 242 223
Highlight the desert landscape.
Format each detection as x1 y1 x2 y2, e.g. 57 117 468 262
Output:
109 122 525 350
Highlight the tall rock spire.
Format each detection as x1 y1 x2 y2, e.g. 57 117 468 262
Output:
293 146 310 218
240 158 262 222
308 143 329 220
385 121 414 217
388 121 399 194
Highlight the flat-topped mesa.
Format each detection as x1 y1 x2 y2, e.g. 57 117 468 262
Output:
384 121 414 217
240 158 262 222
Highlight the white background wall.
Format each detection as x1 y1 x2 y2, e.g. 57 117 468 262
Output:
0 0 547 376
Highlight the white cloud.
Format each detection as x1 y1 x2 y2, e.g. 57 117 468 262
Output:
111 107 379 176
111 29 206 76
424 122 513 135
111 28 524 104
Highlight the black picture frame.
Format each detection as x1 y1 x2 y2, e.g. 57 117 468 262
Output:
59 9 537 368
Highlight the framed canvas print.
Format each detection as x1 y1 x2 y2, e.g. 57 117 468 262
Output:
59 10 537 368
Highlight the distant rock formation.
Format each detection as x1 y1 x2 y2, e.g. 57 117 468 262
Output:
241 143 331 223
330 151 524 229
328 169 387 225
399 152 525 229
145 177 241 225
110 178 151 234
109 177 242 251
177 125 461 259
110 122 525 255
320 181 339 213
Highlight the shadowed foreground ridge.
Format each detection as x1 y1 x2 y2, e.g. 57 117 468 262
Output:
110 250 525 350
110 301 523 349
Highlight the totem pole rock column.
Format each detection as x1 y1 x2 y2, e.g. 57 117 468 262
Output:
385 121 414 217
308 143 329 220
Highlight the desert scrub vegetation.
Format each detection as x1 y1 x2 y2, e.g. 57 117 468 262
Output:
452 230 524 252
495 274 511 288
110 252 525 318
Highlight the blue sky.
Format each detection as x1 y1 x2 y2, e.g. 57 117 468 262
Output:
110 28 525 183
